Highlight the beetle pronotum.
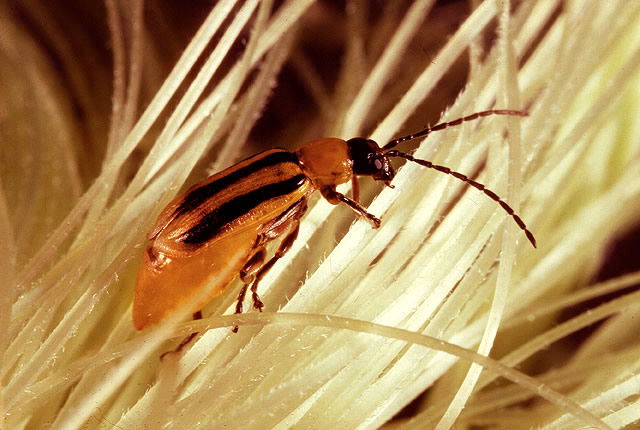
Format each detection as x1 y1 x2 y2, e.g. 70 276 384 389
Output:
133 109 536 351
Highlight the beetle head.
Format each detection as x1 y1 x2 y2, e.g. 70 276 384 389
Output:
346 137 395 186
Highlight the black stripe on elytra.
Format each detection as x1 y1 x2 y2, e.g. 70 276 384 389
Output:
175 150 299 217
181 174 307 245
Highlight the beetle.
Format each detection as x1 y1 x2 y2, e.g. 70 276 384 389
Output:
133 109 536 347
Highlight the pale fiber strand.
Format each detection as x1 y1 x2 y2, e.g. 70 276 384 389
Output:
81 0 146 256
371 0 496 144
14 0 239 290
504 271 640 329
461 346 640 419
290 52 333 120
40 313 601 428
120 0 145 146
83 0 130 240
435 3 521 426
53 250 247 430
506 288 640 375
139 0 259 185
0 176 16 428
176 313 608 429
325 0 365 138
603 397 640 428
547 372 640 429
104 0 127 159
341 0 436 138
211 0 288 172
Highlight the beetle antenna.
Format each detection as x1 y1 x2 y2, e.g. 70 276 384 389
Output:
382 109 528 150
385 149 536 248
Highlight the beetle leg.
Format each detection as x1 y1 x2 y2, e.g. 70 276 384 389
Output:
160 311 203 360
249 219 301 312
320 187 381 228
351 176 360 203
231 199 308 332
232 283 249 334
237 247 267 309
239 247 268 285
233 248 267 332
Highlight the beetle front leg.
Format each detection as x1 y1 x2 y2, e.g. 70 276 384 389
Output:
320 186 381 228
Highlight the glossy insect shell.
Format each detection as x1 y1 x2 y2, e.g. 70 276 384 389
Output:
295 137 353 188
133 148 315 330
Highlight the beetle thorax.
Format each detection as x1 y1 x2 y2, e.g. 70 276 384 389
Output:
295 138 353 189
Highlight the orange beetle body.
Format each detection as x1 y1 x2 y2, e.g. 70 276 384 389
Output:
133 110 536 335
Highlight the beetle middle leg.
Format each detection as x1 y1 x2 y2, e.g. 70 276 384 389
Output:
351 176 360 203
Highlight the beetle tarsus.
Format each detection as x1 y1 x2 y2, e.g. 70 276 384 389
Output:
233 284 249 333
368 215 381 228
252 294 264 311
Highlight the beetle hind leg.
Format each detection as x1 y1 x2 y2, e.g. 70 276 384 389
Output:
232 199 308 332
249 219 300 312
232 218 302 332
233 248 267 332
160 310 203 360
